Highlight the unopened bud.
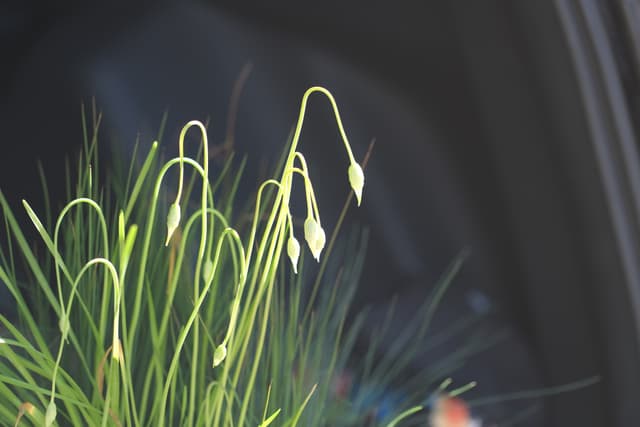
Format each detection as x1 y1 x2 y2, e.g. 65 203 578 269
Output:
20 402 35 416
165 202 181 246
58 314 69 338
304 217 326 261
213 344 227 367
348 162 364 206
287 235 301 274
202 259 214 282
45 401 56 427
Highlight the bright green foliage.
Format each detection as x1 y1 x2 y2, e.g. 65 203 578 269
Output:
0 87 376 426
0 88 509 427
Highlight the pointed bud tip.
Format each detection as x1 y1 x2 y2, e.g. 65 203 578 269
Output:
165 203 181 246
348 163 364 206
287 236 301 274
213 344 227 367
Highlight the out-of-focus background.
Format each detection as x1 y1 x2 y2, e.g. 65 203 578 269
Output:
2 1 640 425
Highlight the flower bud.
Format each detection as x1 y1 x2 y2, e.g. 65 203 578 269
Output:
45 401 57 427
213 344 227 367
304 217 326 261
58 314 69 338
348 162 364 206
19 402 35 416
287 235 301 274
165 202 181 246
202 259 214 282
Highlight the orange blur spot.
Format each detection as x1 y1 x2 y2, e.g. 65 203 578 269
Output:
430 395 471 427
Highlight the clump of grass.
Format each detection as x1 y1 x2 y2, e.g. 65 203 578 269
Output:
0 86 597 427
0 86 371 426
1 86 483 427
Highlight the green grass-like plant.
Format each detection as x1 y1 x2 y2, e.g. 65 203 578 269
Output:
0 86 598 427
0 86 373 426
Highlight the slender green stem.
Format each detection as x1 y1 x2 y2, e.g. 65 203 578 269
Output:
157 228 245 425
49 258 121 426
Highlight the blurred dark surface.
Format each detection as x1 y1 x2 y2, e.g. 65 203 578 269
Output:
3 1 640 425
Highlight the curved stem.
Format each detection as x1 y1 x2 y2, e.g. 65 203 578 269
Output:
287 87 357 169
157 228 245 425
292 154 320 221
127 157 208 358
49 258 121 426
173 121 211 427
53 198 109 313
52 198 111 388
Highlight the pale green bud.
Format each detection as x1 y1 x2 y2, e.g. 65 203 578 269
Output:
213 344 227 367
304 217 326 262
165 202 181 246
58 314 69 338
45 401 56 427
0 337 5 344
202 259 214 282
287 235 301 274
348 162 364 206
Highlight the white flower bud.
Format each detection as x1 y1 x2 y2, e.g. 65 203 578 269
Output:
45 401 57 427
165 202 181 246
348 162 365 206
213 344 227 367
0 337 5 344
287 235 301 274
304 217 326 262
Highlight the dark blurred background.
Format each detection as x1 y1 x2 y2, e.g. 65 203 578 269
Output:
3 1 640 426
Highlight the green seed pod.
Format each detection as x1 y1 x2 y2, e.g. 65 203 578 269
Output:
58 314 69 338
348 162 365 206
202 259 214 282
165 202 181 246
45 401 56 427
213 344 227 367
